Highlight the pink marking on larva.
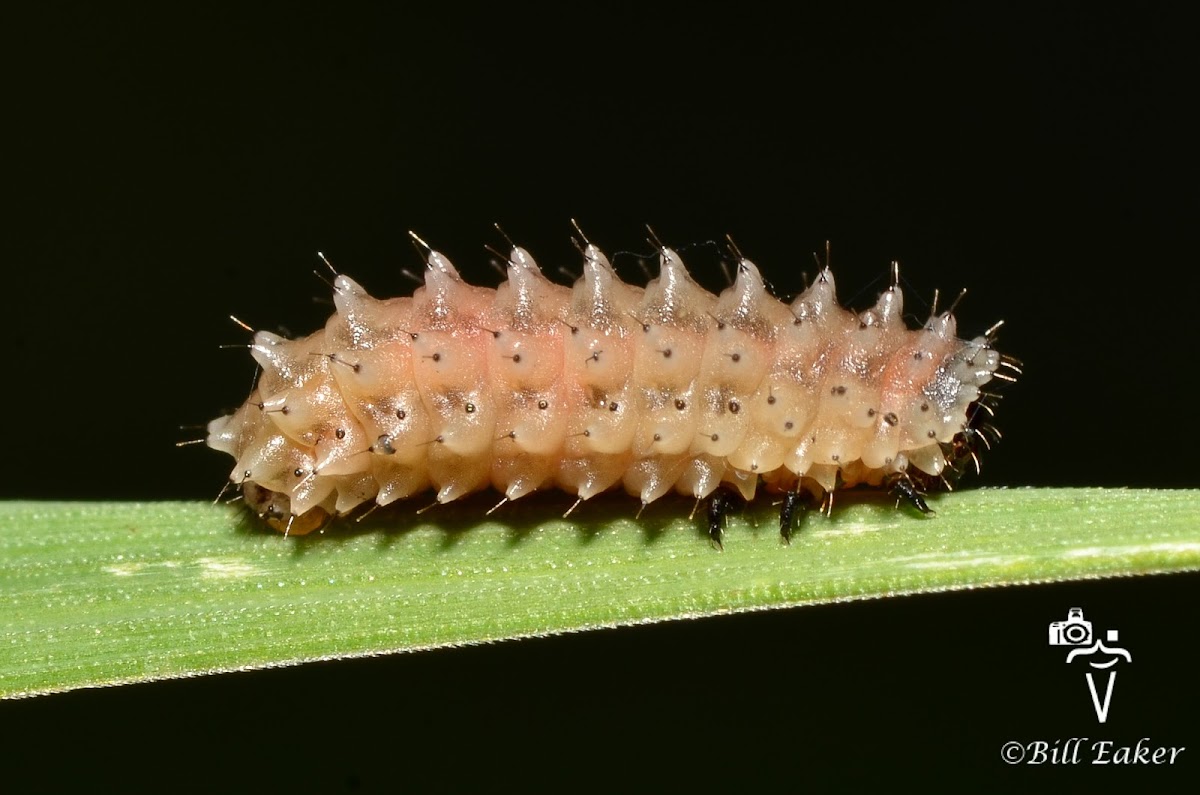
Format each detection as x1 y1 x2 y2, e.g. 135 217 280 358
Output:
206 234 1012 539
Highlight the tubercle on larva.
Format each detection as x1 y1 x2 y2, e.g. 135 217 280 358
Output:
205 230 1017 543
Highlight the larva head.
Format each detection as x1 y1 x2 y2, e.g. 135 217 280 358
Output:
243 481 329 536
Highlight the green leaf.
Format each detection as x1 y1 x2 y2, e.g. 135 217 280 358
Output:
2 488 1198 699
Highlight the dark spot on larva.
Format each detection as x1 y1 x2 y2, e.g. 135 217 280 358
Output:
396 409 407 420
927 429 937 438
767 395 776 405
511 353 521 364
243 470 252 480
831 454 840 462
653 433 662 442
662 348 672 358
431 353 441 363
793 317 802 326
293 468 304 478
537 399 548 410
920 402 930 412
784 421 794 430
867 408 876 417
608 401 619 412
641 323 650 333
728 400 740 414
335 428 346 440
730 353 741 363
716 320 726 330
582 429 591 437
352 362 361 373
750 463 759 471
279 406 290 415
465 402 476 414
914 351 923 360
674 398 686 410
492 330 501 339
831 385 847 396
710 433 720 442
883 412 899 426
569 325 578 335
858 320 868 330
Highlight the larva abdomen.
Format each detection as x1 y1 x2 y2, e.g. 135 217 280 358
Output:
207 232 1011 540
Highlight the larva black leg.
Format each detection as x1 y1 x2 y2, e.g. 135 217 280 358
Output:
886 473 935 516
706 487 745 550
779 490 805 543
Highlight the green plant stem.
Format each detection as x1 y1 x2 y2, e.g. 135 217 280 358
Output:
2 488 1198 698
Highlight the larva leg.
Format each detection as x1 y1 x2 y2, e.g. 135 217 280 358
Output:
778 489 806 543
705 486 745 550
885 473 935 516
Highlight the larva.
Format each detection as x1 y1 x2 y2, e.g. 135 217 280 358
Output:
205 228 1016 544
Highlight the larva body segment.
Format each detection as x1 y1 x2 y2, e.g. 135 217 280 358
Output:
207 235 1009 539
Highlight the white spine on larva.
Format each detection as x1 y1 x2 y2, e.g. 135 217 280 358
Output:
206 242 1000 532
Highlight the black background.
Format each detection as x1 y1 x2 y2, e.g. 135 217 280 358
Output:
5 4 1197 790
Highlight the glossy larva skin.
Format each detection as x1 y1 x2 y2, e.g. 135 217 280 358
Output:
207 243 1001 534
